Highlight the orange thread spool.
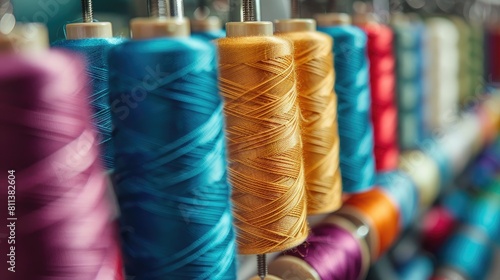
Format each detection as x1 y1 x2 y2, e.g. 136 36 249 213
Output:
217 23 308 254
343 187 401 260
275 19 342 215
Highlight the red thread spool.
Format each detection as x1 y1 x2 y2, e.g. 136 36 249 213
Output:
488 26 500 83
421 206 458 252
358 22 399 172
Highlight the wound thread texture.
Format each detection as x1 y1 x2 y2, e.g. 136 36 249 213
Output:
317 25 376 193
52 38 124 170
0 50 122 280
217 36 308 254
359 23 399 171
109 38 237 279
275 30 342 215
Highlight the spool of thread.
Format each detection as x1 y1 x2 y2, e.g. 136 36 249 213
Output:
51 3 123 170
424 17 459 132
274 19 341 214
356 21 399 172
391 18 425 150
399 150 441 209
342 187 401 259
52 37 124 170
438 226 493 280
316 16 376 193
421 189 468 245
436 113 483 176
449 16 472 107
421 206 459 252
376 171 419 229
463 194 500 244
191 16 226 41
109 16 237 278
269 215 370 280
0 45 122 278
487 26 500 83
418 138 453 190
217 22 308 254
468 24 484 99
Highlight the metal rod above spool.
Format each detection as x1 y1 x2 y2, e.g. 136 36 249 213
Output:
148 0 184 18
242 0 260 21
131 0 189 39
226 0 271 37
66 0 112 39
81 0 93 22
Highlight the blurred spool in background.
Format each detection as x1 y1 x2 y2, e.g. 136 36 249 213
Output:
376 170 419 229
52 14 125 169
274 18 342 215
316 15 376 193
356 18 399 172
269 215 370 280
0 23 122 279
399 149 441 209
438 226 493 280
391 14 425 150
341 187 401 260
52 37 124 169
424 17 460 133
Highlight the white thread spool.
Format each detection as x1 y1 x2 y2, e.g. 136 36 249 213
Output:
424 17 459 133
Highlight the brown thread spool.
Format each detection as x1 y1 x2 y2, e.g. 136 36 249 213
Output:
217 21 308 255
274 18 342 215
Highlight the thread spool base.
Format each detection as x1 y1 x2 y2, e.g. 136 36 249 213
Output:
353 13 377 25
191 16 221 32
0 23 48 52
249 275 282 280
226 22 272 37
268 256 320 280
314 13 352 26
274 19 316 33
65 22 113 39
130 17 190 39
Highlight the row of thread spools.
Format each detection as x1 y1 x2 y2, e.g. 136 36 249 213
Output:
1 0 500 278
362 137 500 280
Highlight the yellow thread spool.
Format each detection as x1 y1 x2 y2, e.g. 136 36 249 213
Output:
274 19 342 215
217 21 308 254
